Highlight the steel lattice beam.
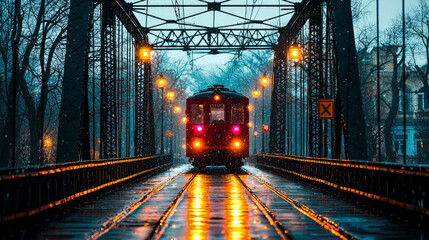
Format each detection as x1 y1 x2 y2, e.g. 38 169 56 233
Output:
134 53 155 156
148 29 278 50
100 2 118 159
307 4 323 157
269 50 288 154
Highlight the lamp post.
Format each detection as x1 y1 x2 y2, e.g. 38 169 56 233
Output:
166 91 175 154
173 106 181 158
260 75 269 153
157 76 166 154
252 89 260 154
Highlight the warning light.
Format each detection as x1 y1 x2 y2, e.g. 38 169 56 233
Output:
214 95 221 101
232 125 240 134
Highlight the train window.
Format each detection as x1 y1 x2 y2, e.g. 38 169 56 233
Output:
209 104 225 125
190 104 204 124
231 103 244 124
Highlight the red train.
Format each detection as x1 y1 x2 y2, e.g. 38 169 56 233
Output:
186 85 249 169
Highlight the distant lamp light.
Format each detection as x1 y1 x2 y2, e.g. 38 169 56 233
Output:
289 45 302 62
157 76 166 88
182 117 188 123
44 138 52 147
247 122 253 128
247 104 253 111
166 91 175 100
138 47 152 61
260 76 269 87
174 106 181 113
252 89 260 98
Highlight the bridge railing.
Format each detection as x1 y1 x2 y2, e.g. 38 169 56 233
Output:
0 155 172 223
255 154 429 218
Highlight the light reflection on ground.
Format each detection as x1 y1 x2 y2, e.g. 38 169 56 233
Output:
187 174 210 240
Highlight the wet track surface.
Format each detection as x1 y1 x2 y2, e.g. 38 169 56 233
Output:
28 164 428 239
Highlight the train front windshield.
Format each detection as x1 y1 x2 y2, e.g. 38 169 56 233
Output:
209 104 225 125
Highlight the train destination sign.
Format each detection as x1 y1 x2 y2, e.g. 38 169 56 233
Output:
318 99 335 119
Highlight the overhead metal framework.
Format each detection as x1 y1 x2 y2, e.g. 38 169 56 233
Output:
130 0 298 52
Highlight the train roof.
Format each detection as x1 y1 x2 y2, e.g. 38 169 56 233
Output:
187 85 248 100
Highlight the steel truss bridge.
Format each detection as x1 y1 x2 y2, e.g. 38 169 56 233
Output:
1 0 428 237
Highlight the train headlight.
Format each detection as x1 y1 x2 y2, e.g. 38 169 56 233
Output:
214 95 221 101
194 141 202 148
233 141 241 148
232 125 240 134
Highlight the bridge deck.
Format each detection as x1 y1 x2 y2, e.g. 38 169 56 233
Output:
24 165 428 239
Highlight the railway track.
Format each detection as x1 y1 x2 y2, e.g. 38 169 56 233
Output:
83 166 358 240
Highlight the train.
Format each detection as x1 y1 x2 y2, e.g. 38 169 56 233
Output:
185 85 249 169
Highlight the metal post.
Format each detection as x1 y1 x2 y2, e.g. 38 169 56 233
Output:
262 85 265 153
160 87 165 154
402 0 406 164
254 97 257 154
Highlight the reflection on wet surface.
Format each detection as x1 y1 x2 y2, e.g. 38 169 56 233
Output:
186 174 210 240
225 174 249 240
23 164 429 240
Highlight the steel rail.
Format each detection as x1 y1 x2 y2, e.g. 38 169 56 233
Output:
148 172 198 240
87 167 191 239
243 169 358 240
234 173 294 240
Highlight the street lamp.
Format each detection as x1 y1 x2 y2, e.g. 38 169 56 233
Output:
174 106 181 113
138 46 152 61
166 91 175 154
252 89 260 154
157 75 167 154
260 74 269 153
289 45 302 63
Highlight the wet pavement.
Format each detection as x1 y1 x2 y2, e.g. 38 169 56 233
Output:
26 164 429 240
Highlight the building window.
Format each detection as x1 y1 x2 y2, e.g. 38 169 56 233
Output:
418 93 425 111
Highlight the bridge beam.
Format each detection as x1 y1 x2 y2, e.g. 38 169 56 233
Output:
269 49 288 154
331 0 368 160
100 1 118 159
134 46 155 156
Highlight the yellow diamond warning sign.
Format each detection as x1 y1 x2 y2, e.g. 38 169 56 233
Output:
318 99 335 119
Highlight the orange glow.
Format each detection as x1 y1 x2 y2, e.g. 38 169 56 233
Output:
187 175 209 240
260 76 269 86
157 77 166 88
247 122 253 128
233 141 241 148
252 90 260 98
247 105 253 111
138 47 152 61
289 46 303 62
174 106 181 113
182 117 188 123
214 95 221 101
226 175 249 239
194 141 201 148
182 144 186 149
44 138 52 147
166 91 175 100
